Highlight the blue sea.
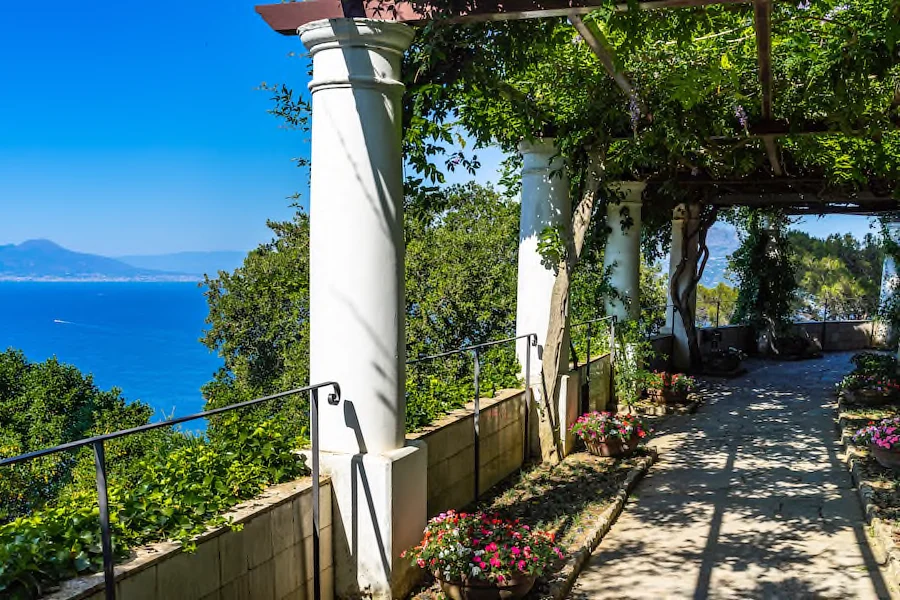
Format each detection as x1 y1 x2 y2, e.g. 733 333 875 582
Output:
0 282 222 420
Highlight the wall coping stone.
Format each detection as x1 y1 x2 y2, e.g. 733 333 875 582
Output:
45 476 330 600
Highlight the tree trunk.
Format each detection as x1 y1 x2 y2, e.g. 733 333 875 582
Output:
670 205 718 372
537 152 602 463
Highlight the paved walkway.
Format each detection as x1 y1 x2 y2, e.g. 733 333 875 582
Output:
569 353 894 600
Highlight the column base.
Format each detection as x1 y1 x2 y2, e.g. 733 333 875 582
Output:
315 442 428 599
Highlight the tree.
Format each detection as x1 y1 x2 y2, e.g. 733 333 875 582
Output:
202 183 525 434
729 209 799 335
0 350 167 522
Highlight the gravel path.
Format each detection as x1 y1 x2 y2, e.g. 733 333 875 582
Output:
568 353 895 599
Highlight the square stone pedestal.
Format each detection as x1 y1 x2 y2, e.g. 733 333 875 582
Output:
317 442 427 599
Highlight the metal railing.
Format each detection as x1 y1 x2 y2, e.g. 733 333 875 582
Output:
569 315 617 414
0 381 342 600
407 333 538 500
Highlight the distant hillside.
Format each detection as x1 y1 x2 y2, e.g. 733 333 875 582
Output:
117 251 246 278
700 223 740 286
0 240 193 281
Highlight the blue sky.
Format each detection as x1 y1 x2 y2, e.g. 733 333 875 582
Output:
0 1 875 255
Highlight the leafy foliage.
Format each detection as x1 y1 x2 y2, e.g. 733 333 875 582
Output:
0 350 173 523
729 209 799 332
0 416 306 599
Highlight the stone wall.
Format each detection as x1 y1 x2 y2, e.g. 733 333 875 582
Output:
694 320 882 354
409 354 611 517
51 478 333 600
793 320 882 351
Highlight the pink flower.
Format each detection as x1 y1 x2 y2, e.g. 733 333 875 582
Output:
485 542 498 553
490 556 502 568
511 546 521 556
518 560 527 571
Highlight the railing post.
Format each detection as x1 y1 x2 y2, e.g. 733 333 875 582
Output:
524 335 531 462
92 441 116 600
608 316 617 409
584 322 592 413
716 299 720 328
473 347 481 502
822 297 829 351
310 385 340 600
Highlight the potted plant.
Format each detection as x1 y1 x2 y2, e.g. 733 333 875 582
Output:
569 411 648 457
703 346 746 377
646 372 695 405
854 418 900 470
837 373 900 406
403 510 564 600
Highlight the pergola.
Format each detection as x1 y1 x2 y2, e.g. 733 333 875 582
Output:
252 2 897 597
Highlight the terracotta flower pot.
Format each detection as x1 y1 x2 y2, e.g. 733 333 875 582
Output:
584 434 639 457
647 389 688 405
870 444 900 470
434 573 536 600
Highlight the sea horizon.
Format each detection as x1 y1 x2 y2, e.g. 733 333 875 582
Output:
0 281 222 422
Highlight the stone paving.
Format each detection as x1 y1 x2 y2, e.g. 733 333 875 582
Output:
568 352 895 600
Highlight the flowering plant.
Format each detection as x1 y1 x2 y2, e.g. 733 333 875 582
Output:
854 417 900 450
837 373 900 395
569 411 647 442
403 511 563 584
647 372 695 393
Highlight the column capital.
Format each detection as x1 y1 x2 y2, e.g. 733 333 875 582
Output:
300 19 415 94
672 202 701 221
519 138 565 176
609 180 646 204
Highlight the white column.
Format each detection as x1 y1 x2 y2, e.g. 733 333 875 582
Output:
515 139 570 380
301 19 425 599
603 181 645 321
669 203 700 371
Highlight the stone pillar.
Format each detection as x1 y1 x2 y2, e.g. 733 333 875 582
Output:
668 203 700 371
301 19 425 599
514 140 571 460
603 181 645 321
515 139 571 379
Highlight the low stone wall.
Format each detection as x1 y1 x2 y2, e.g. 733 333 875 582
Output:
793 320 881 351
695 320 882 355
51 478 333 600
410 354 612 517
410 388 527 517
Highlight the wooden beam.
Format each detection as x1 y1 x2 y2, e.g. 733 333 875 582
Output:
256 0 753 34
752 0 782 175
568 16 637 100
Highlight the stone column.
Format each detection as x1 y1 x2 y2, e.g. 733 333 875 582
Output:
515 139 571 379
301 19 425 599
668 203 700 371
603 181 645 321
514 139 571 460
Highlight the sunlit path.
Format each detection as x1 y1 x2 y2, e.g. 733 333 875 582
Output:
569 352 894 600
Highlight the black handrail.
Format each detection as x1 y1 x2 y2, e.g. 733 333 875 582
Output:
569 315 617 413
0 381 342 600
407 333 538 499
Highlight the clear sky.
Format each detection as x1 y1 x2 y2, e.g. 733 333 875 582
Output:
0 1 875 256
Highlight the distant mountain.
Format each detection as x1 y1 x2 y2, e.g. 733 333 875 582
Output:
0 240 193 282
117 251 246 278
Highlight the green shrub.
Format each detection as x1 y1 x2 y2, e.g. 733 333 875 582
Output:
0 414 307 599
850 352 897 378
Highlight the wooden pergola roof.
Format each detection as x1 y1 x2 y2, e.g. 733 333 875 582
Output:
255 0 899 217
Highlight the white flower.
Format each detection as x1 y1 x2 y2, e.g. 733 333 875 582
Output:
471 566 482 577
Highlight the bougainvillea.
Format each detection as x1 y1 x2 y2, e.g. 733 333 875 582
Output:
403 510 563 584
